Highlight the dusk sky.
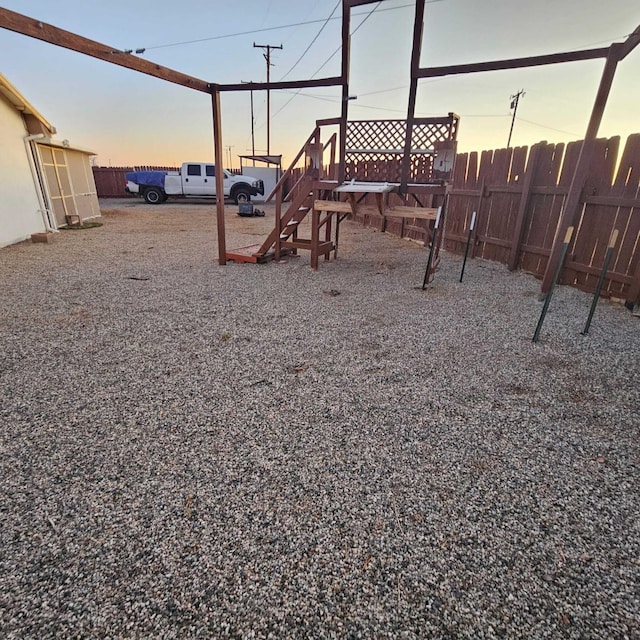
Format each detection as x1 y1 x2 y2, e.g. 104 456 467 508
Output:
1 0 638 168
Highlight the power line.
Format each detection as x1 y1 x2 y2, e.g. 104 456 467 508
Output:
267 2 382 123
279 0 341 81
279 88 511 117
274 87 582 136
141 2 414 52
515 117 581 137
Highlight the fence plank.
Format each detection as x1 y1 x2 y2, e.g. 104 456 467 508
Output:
508 142 542 270
520 142 567 276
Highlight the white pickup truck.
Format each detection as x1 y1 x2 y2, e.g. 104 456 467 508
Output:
125 162 264 205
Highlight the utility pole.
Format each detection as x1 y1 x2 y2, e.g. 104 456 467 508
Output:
226 145 233 171
253 42 283 156
241 80 256 166
507 89 525 148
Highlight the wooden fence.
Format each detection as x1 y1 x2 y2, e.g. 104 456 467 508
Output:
349 134 640 303
444 134 640 301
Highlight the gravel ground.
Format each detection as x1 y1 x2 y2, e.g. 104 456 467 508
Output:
1 199 639 639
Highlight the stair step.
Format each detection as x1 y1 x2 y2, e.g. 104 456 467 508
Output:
314 199 352 214
226 244 291 263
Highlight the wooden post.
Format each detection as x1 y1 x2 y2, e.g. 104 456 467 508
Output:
401 0 426 193
541 45 621 293
324 212 333 261
275 186 282 261
311 208 320 270
508 142 542 271
211 88 226 265
338 0 351 185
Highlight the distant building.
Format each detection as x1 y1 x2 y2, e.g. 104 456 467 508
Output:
0 72 100 248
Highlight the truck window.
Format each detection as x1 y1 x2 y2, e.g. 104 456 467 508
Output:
187 164 201 176
205 166 215 177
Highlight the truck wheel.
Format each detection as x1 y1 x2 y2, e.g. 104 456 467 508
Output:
233 187 251 204
144 187 164 204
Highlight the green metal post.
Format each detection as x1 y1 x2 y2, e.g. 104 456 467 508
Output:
533 226 574 343
582 229 618 335
459 210 477 283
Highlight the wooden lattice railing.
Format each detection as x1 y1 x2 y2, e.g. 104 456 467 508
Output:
344 115 459 183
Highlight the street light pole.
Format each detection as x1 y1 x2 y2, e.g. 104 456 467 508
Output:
253 42 283 156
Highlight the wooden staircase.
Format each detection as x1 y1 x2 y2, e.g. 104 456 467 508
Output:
226 128 349 270
225 170 314 264
226 171 348 270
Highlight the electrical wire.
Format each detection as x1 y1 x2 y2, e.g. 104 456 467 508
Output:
515 117 581 137
278 88 512 118
266 2 382 123
278 0 341 81
140 2 415 52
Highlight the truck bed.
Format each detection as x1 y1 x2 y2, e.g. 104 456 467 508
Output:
125 170 167 188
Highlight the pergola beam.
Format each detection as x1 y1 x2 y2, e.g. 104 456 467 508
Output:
346 0 382 6
217 77 343 92
417 47 610 78
0 7 211 93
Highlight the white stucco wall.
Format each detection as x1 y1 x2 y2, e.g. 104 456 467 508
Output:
0 95 46 248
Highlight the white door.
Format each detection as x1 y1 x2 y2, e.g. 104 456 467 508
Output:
183 163 206 195
38 145 78 226
203 165 217 196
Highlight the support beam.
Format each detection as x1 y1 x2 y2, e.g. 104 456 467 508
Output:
541 46 621 293
211 89 226 265
347 0 382 6
338 0 351 184
316 117 342 127
401 0 426 192
417 47 609 78
218 77 343 92
0 7 210 93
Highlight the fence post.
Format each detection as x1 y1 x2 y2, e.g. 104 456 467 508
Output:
508 142 542 271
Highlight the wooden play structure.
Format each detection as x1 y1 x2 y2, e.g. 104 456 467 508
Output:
226 114 458 278
1 1 638 295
